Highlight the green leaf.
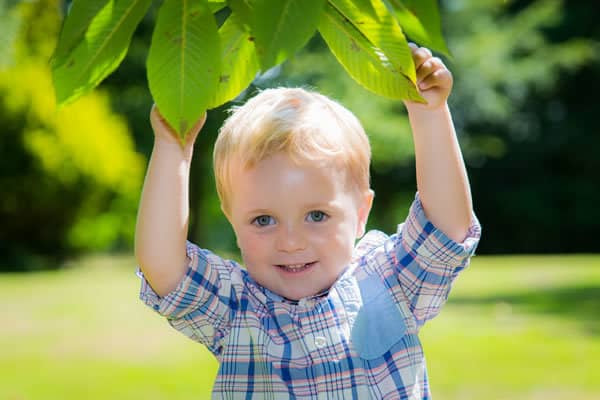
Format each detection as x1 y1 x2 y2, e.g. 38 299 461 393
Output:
319 2 424 102
227 0 252 30
388 0 450 57
328 0 416 83
147 0 221 137
207 1 227 13
51 0 109 64
207 15 260 109
243 0 327 71
52 0 152 105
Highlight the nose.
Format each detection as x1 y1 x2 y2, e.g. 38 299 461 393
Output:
276 224 306 253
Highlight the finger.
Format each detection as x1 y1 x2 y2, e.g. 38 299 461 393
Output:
410 46 433 70
418 68 453 91
150 104 176 135
416 57 445 83
185 112 207 140
151 104 206 140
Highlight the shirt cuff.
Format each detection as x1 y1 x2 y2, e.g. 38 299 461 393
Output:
137 241 216 319
403 192 482 268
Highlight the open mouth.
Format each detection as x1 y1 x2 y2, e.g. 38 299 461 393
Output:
276 261 317 273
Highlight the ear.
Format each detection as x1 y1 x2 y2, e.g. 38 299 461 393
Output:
356 189 374 238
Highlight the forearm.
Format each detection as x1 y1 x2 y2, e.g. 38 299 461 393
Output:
135 141 194 297
407 103 473 242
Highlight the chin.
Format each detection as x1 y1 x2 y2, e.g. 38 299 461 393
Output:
280 291 305 301
277 287 312 301
283 286 329 301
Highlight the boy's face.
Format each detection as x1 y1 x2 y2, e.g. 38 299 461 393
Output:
227 152 373 301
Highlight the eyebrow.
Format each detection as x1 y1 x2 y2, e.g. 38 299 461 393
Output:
244 201 343 217
246 209 273 216
305 200 343 210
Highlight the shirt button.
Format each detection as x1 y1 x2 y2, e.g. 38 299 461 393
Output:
314 336 327 349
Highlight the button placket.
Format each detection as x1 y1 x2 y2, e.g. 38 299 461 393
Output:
299 304 322 355
304 300 337 356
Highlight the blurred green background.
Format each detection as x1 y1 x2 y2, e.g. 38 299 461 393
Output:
1 0 599 398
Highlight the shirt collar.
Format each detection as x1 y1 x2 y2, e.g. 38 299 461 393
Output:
262 286 330 307
242 264 355 309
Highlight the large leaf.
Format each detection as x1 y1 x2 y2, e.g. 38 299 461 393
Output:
319 2 424 102
207 15 260 109
227 0 252 31
51 0 109 64
328 0 416 83
147 0 220 138
52 0 151 105
206 0 227 13
234 0 327 71
388 0 450 57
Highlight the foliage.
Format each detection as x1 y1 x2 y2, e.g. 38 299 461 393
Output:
52 0 153 105
0 1 21 68
51 0 449 139
319 0 421 101
443 0 600 253
2 0 599 264
0 0 144 270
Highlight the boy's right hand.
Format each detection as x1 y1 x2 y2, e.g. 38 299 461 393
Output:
150 105 207 151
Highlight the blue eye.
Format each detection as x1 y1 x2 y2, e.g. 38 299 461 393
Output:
253 215 275 227
307 210 327 222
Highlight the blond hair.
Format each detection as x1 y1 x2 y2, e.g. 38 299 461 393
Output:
213 87 371 216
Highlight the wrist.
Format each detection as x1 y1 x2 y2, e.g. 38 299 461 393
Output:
405 101 449 117
404 101 448 113
153 137 195 161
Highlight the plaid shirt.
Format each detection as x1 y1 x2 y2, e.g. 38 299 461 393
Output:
139 194 481 399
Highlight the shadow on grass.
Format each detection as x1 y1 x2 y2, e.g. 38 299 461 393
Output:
449 285 600 334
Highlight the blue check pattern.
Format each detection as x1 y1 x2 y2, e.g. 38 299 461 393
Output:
139 194 481 399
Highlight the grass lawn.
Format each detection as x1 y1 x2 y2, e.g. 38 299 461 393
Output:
1 254 599 399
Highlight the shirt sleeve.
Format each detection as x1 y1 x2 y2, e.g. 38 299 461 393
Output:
137 241 240 356
393 193 481 327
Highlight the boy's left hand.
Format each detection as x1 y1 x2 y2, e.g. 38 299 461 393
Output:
405 43 453 111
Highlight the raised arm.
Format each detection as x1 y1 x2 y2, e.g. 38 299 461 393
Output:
404 45 473 243
135 106 206 297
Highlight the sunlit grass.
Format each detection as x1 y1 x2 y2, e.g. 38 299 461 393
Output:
0 255 217 400
1 255 599 399
422 255 600 400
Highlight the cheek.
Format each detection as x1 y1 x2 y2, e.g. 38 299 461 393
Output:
314 221 356 254
237 233 268 263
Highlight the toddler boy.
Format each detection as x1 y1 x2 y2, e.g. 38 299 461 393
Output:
135 45 481 399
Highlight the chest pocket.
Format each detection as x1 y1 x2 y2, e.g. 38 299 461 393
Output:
351 274 407 360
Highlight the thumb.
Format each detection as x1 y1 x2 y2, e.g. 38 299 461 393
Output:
185 112 207 144
150 105 207 147
150 104 176 136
